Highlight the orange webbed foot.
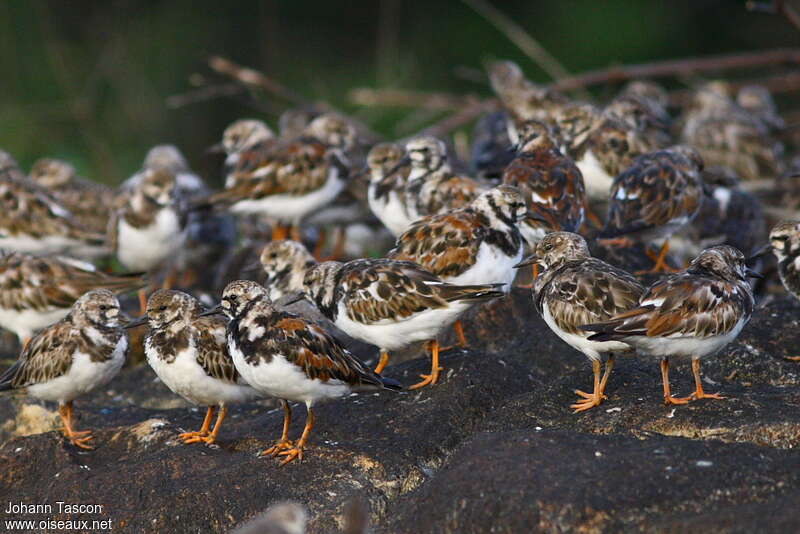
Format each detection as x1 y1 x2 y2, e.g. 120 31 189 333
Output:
261 440 295 457
277 446 304 466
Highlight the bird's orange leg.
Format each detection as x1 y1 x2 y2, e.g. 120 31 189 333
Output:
272 224 289 241
278 406 314 466
180 406 215 443
184 406 228 445
313 228 327 260
638 241 680 274
262 401 294 456
661 358 690 405
289 225 302 242
689 359 726 400
162 268 178 290
571 355 615 412
409 340 443 390
137 288 148 317
453 320 468 348
598 237 635 248
328 227 347 261
374 350 390 374
58 401 94 449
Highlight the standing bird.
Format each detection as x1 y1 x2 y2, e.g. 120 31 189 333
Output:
515 233 643 411
110 167 185 312
502 120 586 248
203 114 354 242
388 186 526 347
403 136 487 221
209 280 400 465
600 146 704 273
29 158 115 239
257 240 318 302
126 290 260 444
760 221 800 359
582 246 758 405
0 152 105 258
366 143 415 237
0 290 128 448
0 252 145 345
301 259 505 387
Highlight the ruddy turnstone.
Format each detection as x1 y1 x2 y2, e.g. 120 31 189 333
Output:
680 83 783 181
501 120 586 246
736 85 784 132
208 280 400 465
0 153 105 257
110 167 184 310
203 114 353 241
487 60 568 142
126 290 260 444
604 91 673 149
367 143 414 237
582 245 758 405
403 136 486 221
516 232 643 411
257 240 317 302
217 119 277 188
387 185 525 345
0 289 128 448
29 158 115 237
600 146 704 273
0 251 145 344
301 259 505 387
763 221 800 303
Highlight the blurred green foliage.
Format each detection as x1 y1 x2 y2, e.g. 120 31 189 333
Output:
0 0 795 187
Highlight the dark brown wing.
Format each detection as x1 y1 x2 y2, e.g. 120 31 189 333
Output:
388 210 483 278
602 151 702 238
419 173 484 216
584 273 752 340
195 315 240 384
0 321 75 390
341 259 503 325
538 259 644 335
503 146 586 233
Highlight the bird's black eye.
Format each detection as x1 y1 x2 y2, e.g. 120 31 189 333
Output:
159 305 167 311
544 243 553 250
99 305 108 311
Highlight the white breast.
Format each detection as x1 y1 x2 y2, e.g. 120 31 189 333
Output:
228 340 349 405
28 336 127 403
146 342 259 406
368 186 414 237
117 208 183 272
444 241 522 290
577 150 614 200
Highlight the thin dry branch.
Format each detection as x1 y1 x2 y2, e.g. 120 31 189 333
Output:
208 56 311 106
549 48 800 91
420 99 499 138
349 88 487 110
166 83 245 109
747 1 800 32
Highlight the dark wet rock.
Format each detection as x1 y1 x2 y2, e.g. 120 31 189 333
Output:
2 290 800 532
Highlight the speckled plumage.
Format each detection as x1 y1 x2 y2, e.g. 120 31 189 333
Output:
766 221 800 300
258 240 317 302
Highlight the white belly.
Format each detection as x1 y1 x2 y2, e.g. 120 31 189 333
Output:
445 242 522 290
28 336 127 403
229 342 349 405
0 306 70 341
577 150 614 200
543 304 630 361
368 188 413 237
625 318 747 359
334 299 470 351
230 171 345 223
146 344 259 406
117 209 182 272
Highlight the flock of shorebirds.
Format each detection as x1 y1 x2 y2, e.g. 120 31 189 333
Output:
1 59 798 466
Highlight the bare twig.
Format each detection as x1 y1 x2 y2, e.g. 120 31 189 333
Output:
549 48 800 91
461 0 592 99
208 56 311 106
166 83 245 109
349 88 487 110
420 100 499 138
747 0 800 32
